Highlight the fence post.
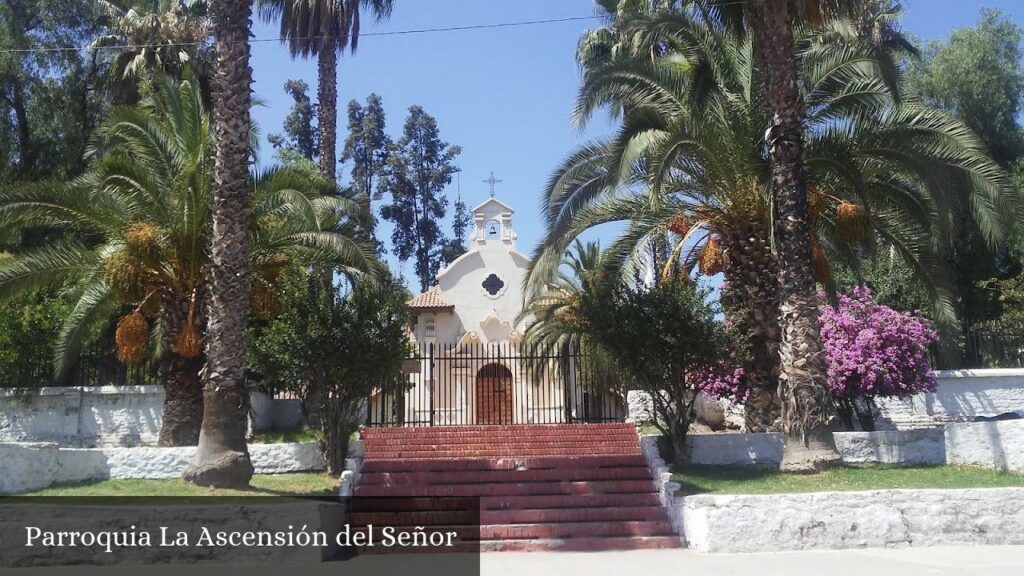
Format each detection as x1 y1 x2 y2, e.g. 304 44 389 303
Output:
429 342 436 426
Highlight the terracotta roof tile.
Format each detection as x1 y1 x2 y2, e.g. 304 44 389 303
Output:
406 286 454 311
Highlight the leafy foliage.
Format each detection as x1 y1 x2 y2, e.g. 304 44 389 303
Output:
0 283 72 387
340 93 390 199
0 0 110 181
248 269 409 474
0 75 379 377
379 106 462 291
577 276 735 463
268 79 318 162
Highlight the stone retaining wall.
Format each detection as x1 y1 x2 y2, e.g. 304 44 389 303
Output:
0 442 325 495
873 368 1024 429
0 386 303 446
678 488 1024 553
684 420 1024 471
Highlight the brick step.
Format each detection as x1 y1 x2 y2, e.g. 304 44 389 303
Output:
360 455 648 473
365 447 641 460
362 441 641 454
479 535 680 552
360 423 635 436
360 466 653 486
362 436 640 448
347 493 662 513
354 480 657 498
479 520 674 540
350 506 667 526
349 535 679 555
344 520 673 542
481 492 662 511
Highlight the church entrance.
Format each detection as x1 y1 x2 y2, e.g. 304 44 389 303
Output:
475 363 513 425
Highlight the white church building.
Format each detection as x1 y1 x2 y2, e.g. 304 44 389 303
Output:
367 191 624 427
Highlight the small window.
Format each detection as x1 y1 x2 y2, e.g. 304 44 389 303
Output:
425 319 436 337
482 273 505 296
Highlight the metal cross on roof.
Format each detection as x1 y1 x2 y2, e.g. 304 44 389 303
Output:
483 172 502 197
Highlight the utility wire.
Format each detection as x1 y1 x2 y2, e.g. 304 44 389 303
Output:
0 14 604 55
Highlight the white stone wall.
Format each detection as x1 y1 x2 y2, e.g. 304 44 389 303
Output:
0 386 303 446
688 422 1024 470
686 432 784 467
833 429 946 465
679 488 1024 553
0 442 325 494
875 368 1024 429
945 419 1024 472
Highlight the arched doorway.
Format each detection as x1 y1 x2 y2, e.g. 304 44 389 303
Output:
475 363 513 425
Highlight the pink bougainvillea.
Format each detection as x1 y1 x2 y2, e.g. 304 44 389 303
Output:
818 287 939 400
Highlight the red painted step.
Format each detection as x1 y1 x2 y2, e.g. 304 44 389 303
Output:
360 455 648 473
351 424 679 552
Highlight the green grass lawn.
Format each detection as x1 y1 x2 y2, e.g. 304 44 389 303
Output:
674 464 1024 496
249 429 321 444
13 473 338 497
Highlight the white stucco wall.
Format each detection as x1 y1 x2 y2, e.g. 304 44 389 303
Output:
945 419 1024 472
679 488 1024 553
0 386 303 446
875 368 1024 429
833 429 946 465
686 432 784 467
0 442 325 494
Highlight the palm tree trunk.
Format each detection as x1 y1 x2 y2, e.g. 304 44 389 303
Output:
720 220 781 432
157 299 203 446
183 0 254 487
317 46 338 181
750 0 838 470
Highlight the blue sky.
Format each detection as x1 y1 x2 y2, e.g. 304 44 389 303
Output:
249 0 1024 288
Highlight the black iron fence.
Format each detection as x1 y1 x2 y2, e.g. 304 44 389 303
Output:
0 341 163 389
366 341 625 427
931 329 1024 370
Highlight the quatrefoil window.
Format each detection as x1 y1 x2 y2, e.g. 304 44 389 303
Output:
482 273 505 296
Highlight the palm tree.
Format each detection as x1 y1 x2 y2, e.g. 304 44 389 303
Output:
182 0 253 486
529 8 1017 440
92 1 213 103
0 75 377 448
520 240 619 390
258 0 394 181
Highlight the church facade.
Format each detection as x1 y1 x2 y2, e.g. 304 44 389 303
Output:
367 195 622 427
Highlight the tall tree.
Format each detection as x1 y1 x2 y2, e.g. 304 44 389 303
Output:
910 9 1024 167
0 0 107 182
340 93 390 199
0 76 377 446
268 79 319 163
747 0 841 469
441 192 471 264
908 9 1024 343
92 0 213 104
258 0 394 181
184 0 256 487
379 106 461 291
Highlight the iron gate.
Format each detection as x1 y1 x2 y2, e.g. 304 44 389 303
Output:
366 341 625 427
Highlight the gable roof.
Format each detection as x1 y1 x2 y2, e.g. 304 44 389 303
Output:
472 196 515 214
406 286 455 312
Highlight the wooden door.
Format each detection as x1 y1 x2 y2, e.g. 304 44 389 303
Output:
476 364 513 425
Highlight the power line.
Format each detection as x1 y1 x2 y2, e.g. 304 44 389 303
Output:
0 14 604 55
